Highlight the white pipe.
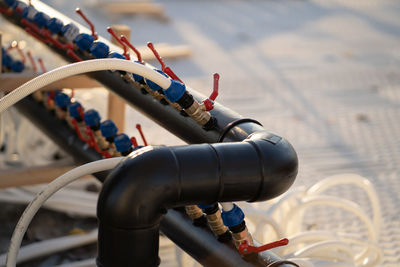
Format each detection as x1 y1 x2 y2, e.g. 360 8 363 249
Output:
6 157 124 267
0 59 172 114
220 202 234 211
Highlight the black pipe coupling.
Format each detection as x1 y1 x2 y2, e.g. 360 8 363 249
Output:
97 131 298 267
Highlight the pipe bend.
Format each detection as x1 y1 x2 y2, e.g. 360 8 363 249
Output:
96 130 298 266
97 146 181 229
98 131 298 228
246 131 298 201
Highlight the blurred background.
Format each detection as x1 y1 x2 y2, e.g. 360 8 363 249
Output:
0 0 399 266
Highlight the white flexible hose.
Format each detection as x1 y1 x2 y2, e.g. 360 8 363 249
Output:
176 174 382 266
243 174 381 267
306 174 381 236
5 157 124 267
283 195 377 245
241 209 284 239
0 59 172 114
290 240 354 262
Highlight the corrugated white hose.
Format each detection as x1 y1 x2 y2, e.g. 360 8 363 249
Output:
0 59 172 114
5 157 124 267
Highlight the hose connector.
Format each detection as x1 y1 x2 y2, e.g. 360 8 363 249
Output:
84 109 101 131
199 204 232 242
47 17 63 35
74 33 94 52
54 92 71 119
114 133 133 156
164 79 186 103
222 204 253 248
33 12 50 28
90 41 110 59
61 23 80 43
55 92 70 110
185 205 207 226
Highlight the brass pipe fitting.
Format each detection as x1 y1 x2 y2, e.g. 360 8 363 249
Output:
185 205 204 220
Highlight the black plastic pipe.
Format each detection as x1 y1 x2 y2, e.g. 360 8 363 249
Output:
14 96 107 181
1 4 298 265
0 4 264 144
160 209 298 267
16 96 298 267
97 131 298 266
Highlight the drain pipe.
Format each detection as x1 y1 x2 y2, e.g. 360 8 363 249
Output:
97 131 298 266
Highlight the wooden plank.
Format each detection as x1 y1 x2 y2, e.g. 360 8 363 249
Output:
99 2 167 21
0 73 102 92
138 44 192 61
0 164 78 188
107 25 130 132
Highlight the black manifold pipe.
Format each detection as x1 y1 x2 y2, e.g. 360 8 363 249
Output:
97 131 298 266
1 5 298 265
14 96 108 181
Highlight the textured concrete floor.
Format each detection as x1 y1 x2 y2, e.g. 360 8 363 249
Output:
82 1 400 265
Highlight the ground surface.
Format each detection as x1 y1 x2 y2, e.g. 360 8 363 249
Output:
1 0 399 266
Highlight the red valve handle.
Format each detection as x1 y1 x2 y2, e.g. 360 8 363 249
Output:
203 73 219 111
147 42 165 70
121 35 142 63
76 8 98 40
0 8 12 14
238 238 289 255
147 42 183 83
107 27 130 60
38 58 46 73
26 51 37 73
136 124 148 146
130 137 138 147
85 126 112 158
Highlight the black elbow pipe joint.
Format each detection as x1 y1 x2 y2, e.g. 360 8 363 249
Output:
97 131 298 267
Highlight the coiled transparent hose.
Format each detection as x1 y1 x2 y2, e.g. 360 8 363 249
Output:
176 174 383 267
